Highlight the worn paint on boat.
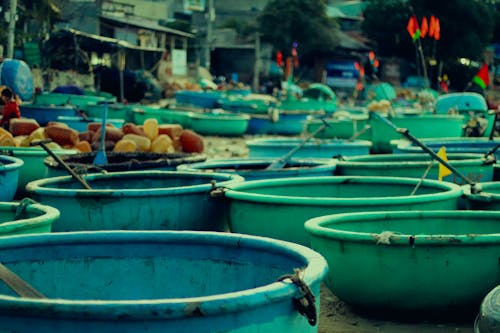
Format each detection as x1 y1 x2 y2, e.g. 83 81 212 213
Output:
0 230 327 332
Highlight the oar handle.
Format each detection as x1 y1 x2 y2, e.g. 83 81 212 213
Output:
30 140 92 190
0 262 45 298
371 111 475 187
266 121 328 170
396 128 474 186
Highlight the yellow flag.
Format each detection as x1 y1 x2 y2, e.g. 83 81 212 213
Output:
437 147 452 181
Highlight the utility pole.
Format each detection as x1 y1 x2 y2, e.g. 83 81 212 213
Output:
7 0 18 58
253 32 260 92
204 0 214 69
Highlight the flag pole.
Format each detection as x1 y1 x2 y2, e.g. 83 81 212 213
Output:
417 39 429 87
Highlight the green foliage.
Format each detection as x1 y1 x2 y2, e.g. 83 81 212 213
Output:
258 0 339 65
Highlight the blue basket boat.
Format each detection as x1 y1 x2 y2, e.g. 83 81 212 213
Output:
26 171 243 232
0 230 328 332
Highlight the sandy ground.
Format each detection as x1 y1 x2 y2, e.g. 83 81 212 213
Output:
203 134 475 333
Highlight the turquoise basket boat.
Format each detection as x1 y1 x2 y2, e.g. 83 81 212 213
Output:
175 90 223 108
475 285 500 333
177 158 337 180
223 176 462 246
19 104 77 125
335 153 495 185
189 112 250 136
247 138 372 159
369 113 465 153
393 137 500 159
129 107 193 128
435 92 495 137
463 182 500 211
84 103 132 121
0 200 59 236
305 210 500 314
0 231 327 332
44 152 207 178
304 114 371 140
0 146 77 198
34 93 107 111
26 171 243 232
0 155 24 201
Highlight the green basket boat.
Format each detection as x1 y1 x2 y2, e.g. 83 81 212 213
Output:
463 182 500 210
26 171 243 232
34 93 107 111
304 114 370 140
0 200 59 236
0 146 78 198
223 176 462 246
129 107 193 128
369 113 465 153
335 153 495 185
305 210 500 314
189 112 250 136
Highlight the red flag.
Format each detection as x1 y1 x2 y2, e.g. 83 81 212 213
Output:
429 15 436 38
276 51 283 67
420 17 429 38
406 15 418 38
434 17 440 40
473 64 490 89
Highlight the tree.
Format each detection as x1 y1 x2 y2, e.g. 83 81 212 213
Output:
258 0 339 68
362 0 495 89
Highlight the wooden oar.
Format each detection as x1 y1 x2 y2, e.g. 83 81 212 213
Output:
93 102 108 165
370 112 477 191
30 139 92 190
265 120 330 170
0 262 45 298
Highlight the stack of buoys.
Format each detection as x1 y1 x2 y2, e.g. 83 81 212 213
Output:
0 117 205 154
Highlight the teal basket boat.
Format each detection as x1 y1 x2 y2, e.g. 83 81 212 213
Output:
26 171 243 232
0 146 77 198
177 158 337 181
189 112 250 136
0 231 327 332
369 113 465 153
0 200 59 236
305 210 500 314
0 155 24 201
223 176 462 246
335 153 495 185
463 182 500 210
247 138 372 159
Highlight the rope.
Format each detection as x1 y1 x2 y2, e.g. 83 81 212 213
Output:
14 198 39 221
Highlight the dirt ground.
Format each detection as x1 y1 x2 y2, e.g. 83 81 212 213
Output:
203 135 476 333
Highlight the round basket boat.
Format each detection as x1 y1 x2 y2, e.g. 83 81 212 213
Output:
44 151 207 178
223 176 462 246
305 210 500 314
0 200 59 236
177 158 337 181
246 138 372 159
26 171 243 232
335 153 495 184
463 182 500 210
0 231 327 333
475 285 500 333
0 146 77 197
0 155 24 201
